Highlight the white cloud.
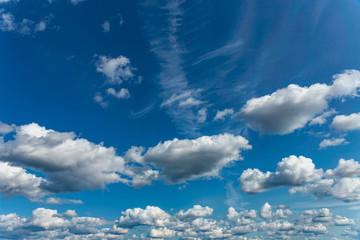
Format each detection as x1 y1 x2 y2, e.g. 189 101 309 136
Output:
319 137 348 149
102 20 110 32
0 161 46 200
95 55 135 85
0 123 132 194
309 109 337 126
214 108 234 121
331 112 360 131
0 122 14 134
238 70 360 134
45 197 83 205
0 204 355 239
176 205 213 221
106 88 131 99
94 92 108 108
240 156 360 202
127 133 251 183
0 9 16 31
197 108 207 123
117 206 171 228
239 155 323 193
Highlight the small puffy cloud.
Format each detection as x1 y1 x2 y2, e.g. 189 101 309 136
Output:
238 70 360 134
309 109 337 126
176 205 213 221
331 112 360 131
128 133 251 184
334 215 355 226
94 92 109 108
239 155 323 193
319 137 348 149
149 227 176 238
95 55 135 85
214 108 234 121
117 206 171 228
0 122 14 134
106 87 131 99
102 20 110 32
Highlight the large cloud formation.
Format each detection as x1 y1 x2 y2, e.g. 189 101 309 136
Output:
125 133 251 183
238 70 360 134
239 156 360 202
0 204 355 239
0 122 250 200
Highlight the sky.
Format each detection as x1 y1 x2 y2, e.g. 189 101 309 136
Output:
1 0 360 239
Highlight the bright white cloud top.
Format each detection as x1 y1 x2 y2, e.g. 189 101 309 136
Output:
238 70 360 134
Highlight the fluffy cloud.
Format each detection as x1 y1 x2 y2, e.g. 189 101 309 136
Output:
116 206 171 228
45 197 83 205
331 112 360 131
319 137 348 149
214 108 234 121
0 122 252 200
0 122 13 134
0 9 16 31
0 123 131 194
0 204 355 239
239 155 323 193
0 161 46 200
127 133 251 183
240 156 360 202
238 70 360 134
176 205 213 221
95 55 135 85
106 87 131 99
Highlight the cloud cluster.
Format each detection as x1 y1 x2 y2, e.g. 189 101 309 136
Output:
0 9 52 35
0 122 250 200
319 137 348 149
0 203 352 239
240 156 360 202
238 70 360 134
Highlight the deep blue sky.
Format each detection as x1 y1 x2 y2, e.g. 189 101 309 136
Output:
1 0 360 239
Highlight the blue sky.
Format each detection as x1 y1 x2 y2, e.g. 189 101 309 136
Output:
1 0 360 239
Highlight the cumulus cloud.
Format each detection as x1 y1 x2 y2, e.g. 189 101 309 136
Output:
0 161 46 200
0 9 16 31
116 206 171 228
176 205 213 221
127 133 251 184
95 55 135 85
0 204 355 239
214 108 234 121
331 112 360 131
240 156 360 202
0 122 252 200
197 107 207 123
0 123 131 194
238 70 360 134
239 155 323 193
319 137 348 149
